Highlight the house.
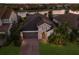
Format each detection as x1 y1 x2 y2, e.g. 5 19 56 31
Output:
20 13 54 42
0 7 17 46
54 13 79 29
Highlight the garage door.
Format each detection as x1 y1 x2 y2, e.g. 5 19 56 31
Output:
23 32 38 39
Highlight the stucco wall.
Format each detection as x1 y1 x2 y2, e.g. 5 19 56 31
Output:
69 10 79 14
9 11 17 23
0 19 2 26
38 23 51 39
47 29 54 37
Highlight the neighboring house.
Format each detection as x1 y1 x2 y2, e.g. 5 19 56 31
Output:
69 10 79 14
0 7 17 46
20 13 54 42
1 8 17 24
54 13 79 29
17 10 65 18
52 10 65 15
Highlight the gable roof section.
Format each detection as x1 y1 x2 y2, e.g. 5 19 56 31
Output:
0 7 7 19
21 13 54 31
37 15 53 26
1 8 13 19
0 7 13 19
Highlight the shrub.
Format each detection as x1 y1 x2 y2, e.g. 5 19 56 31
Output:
48 23 70 45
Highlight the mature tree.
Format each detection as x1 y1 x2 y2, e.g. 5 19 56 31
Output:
64 4 70 14
48 10 53 21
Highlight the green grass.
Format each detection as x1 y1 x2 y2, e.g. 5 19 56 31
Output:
0 43 20 55
1 41 79 55
40 42 79 55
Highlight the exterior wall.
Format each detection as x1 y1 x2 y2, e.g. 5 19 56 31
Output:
38 31 42 40
0 19 2 26
7 24 12 35
38 23 51 40
47 29 54 37
38 23 51 32
69 10 79 14
9 11 17 23
52 10 65 15
20 32 24 41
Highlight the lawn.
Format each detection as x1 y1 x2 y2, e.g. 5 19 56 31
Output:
0 43 20 55
1 42 79 55
40 42 79 55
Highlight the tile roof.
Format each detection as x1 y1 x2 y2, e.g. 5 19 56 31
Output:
55 13 79 28
21 13 54 31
